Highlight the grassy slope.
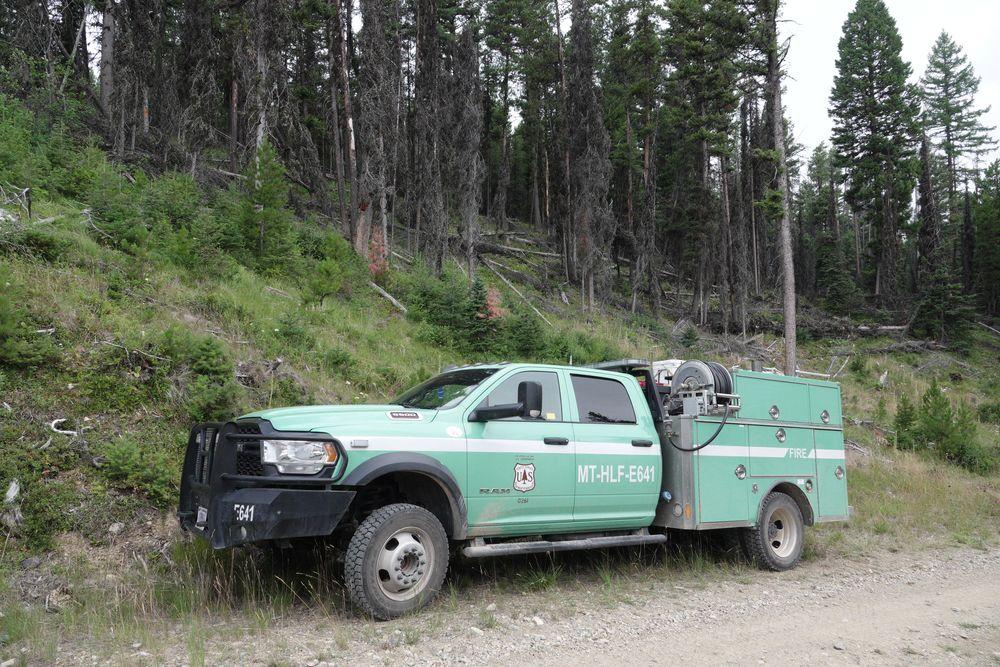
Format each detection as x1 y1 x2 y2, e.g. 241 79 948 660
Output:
1 158 998 663
2 197 998 546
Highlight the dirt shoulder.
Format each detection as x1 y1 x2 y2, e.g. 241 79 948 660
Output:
82 545 995 667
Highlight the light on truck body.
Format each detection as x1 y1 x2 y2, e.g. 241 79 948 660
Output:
261 439 338 474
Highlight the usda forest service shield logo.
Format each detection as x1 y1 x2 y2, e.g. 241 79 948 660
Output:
513 463 535 493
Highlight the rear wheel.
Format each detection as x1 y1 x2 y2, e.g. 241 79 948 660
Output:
742 492 804 571
345 503 449 619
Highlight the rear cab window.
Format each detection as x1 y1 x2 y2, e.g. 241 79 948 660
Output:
570 374 636 424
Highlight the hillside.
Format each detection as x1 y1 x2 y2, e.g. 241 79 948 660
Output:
1 93 999 663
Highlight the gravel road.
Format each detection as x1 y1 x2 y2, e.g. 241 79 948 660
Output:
58 546 1000 665
373 547 1000 667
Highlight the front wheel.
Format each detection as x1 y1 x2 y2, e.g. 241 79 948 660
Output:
344 503 449 619
742 492 804 571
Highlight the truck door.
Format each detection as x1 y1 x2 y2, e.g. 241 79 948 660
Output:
569 373 661 528
464 370 576 534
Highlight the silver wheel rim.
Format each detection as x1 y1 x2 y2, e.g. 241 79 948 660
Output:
375 526 433 602
766 506 799 559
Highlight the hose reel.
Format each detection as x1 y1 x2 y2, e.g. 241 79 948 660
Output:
664 359 740 452
668 360 735 416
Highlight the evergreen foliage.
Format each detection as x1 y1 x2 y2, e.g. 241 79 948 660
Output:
242 141 297 274
893 393 916 450
829 0 920 303
972 161 1000 315
908 262 976 349
908 381 996 474
920 32 996 204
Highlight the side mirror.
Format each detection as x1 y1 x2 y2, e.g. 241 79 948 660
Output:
468 381 544 422
518 380 543 419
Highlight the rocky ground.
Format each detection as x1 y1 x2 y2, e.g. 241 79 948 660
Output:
43 544 1000 666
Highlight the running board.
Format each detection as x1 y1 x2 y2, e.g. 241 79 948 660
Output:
462 531 667 558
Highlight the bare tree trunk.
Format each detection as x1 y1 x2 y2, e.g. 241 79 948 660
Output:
961 185 974 291
99 0 115 116
327 10 348 231
336 0 359 242
828 158 839 239
765 0 796 376
229 76 239 171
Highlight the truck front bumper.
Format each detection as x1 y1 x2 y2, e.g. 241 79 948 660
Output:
178 421 354 549
179 485 356 549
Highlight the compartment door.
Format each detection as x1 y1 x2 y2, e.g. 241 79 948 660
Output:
815 429 849 519
695 421 750 524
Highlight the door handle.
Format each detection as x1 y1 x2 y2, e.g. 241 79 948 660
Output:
632 439 654 447
543 437 569 446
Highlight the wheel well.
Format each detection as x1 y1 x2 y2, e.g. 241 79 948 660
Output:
348 472 458 538
764 482 815 526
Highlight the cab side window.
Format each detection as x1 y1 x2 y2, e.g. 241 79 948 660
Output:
571 375 636 424
478 371 562 421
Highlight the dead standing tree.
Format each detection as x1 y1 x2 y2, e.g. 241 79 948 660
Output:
414 0 447 274
445 26 486 282
566 0 613 310
355 0 401 263
760 0 797 375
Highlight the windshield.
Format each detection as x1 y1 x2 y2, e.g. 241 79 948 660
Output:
394 368 498 410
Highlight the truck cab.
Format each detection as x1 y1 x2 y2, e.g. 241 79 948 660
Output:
179 360 848 619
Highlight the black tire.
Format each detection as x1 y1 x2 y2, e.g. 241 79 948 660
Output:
344 503 449 620
742 492 804 571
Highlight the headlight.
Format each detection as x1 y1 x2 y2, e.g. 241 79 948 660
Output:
260 439 338 474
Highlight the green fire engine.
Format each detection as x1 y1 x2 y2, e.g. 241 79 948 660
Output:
179 359 849 619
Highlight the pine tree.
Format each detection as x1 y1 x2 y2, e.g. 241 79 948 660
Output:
915 135 941 289
908 261 976 349
662 0 746 324
243 140 297 272
973 160 1000 315
603 0 663 313
829 0 920 304
920 32 996 214
893 393 916 450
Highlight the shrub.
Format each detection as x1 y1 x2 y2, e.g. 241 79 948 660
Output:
274 311 314 350
18 479 77 550
0 289 59 368
940 404 995 474
893 394 917 450
915 381 996 474
321 345 353 372
185 336 240 420
302 258 347 306
976 402 1000 425
504 307 545 358
154 328 240 420
7 227 69 262
917 381 953 451
100 438 178 506
142 172 201 229
680 325 699 348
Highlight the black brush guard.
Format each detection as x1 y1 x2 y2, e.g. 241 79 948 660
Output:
178 419 355 548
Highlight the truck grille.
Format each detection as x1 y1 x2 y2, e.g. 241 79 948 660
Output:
234 422 264 476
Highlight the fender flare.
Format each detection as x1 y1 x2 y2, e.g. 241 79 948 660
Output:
341 452 468 539
758 480 816 526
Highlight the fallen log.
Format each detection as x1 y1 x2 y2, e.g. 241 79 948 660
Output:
369 282 407 314
857 324 907 334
